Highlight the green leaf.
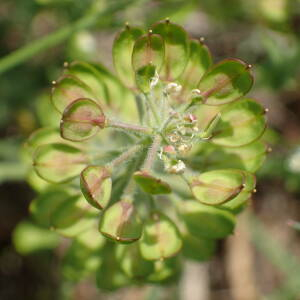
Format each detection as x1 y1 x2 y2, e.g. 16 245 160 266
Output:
116 243 154 280
190 140 267 172
113 25 144 88
133 171 171 194
99 199 142 243
33 143 88 183
182 233 216 261
30 187 73 228
60 98 106 142
13 220 59 255
64 61 108 104
135 64 157 93
221 171 256 212
179 200 236 239
80 165 112 210
178 39 212 97
132 32 165 72
190 169 245 205
51 74 96 113
51 195 98 229
211 98 266 147
139 212 182 260
198 59 253 105
151 20 189 81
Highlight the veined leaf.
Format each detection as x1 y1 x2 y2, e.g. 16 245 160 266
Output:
139 212 182 260
151 20 189 81
80 165 112 210
198 59 253 105
51 75 96 113
33 143 87 183
190 169 245 205
211 98 266 147
179 200 236 239
99 199 142 243
113 25 144 88
60 98 106 142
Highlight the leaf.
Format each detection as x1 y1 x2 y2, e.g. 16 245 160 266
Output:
182 233 216 261
60 98 106 142
29 187 73 228
133 171 171 194
116 243 154 280
190 169 245 205
198 59 253 105
190 140 267 172
178 39 212 97
113 25 144 88
135 64 157 93
64 61 108 104
80 165 112 210
211 98 266 147
33 143 88 183
51 75 96 113
139 212 182 260
151 20 189 81
13 220 59 255
179 200 236 239
99 199 142 243
221 171 256 212
51 195 98 229
132 32 165 72
55 218 96 238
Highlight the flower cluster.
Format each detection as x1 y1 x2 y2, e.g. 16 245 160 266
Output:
26 19 268 288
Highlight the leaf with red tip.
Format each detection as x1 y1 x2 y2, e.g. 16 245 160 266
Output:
151 20 189 81
133 171 171 194
51 75 96 113
198 59 253 105
60 98 106 142
80 165 112 210
33 143 87 183
99 199 142 243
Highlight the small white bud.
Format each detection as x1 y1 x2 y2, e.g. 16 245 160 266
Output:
165 82 182 95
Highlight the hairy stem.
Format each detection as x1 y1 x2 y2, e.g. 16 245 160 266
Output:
0 0 135 75
142 134 162 171
146 94 161 126
108 119 153 135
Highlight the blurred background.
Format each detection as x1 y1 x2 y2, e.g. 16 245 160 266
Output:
1 0 300 299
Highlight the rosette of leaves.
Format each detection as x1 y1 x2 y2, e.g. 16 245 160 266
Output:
25 19 268 289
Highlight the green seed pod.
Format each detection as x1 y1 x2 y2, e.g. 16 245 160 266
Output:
80 165 112 210
99 199 143 243
139 211 182 260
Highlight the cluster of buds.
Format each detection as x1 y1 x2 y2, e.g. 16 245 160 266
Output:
25 19 268 289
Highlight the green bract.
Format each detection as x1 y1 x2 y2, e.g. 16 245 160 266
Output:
24 19 268 288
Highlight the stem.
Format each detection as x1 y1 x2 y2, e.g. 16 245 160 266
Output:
107 144 142 169
0 0 135 75
142 134 162 171
108 119 153 135
146 94 161 126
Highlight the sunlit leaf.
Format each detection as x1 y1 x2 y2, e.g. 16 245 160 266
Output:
179 200 236 239
99 199 142 243
51 75 96 113
151 20 189 81
190 169 245 205
134 171 171 194
80 165 112 210
211 98 266 147
113 25 144 88
139 212 182 260
60 98 106 142
33 143 87 183
198 59 253 105
116 243 154 280
178 39 212 97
